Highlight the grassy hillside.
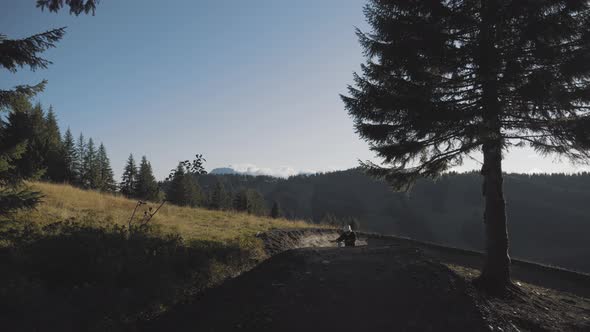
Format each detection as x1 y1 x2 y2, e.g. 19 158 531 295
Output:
0 182 315 332
15 181 312 244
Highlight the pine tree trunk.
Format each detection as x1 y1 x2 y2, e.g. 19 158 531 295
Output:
474 0 511 293
476 141 511 292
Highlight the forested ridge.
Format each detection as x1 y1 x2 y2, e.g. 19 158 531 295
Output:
197 170 590 273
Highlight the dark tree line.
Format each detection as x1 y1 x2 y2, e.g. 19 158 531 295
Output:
159 155 272 216
163 155 207 207
200 169 590 274
119 154 160 202
0 0 100 216
320 213 361 230
1 97 117 192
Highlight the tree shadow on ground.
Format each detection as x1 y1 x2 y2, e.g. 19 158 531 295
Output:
0 220 255 332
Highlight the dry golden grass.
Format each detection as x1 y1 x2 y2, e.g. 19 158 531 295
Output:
15 182 315 244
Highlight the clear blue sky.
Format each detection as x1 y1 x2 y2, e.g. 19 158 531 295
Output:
1 0 587 180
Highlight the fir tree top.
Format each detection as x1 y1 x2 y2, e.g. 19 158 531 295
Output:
342 0 590 189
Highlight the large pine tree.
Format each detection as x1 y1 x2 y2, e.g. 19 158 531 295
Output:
135 155 159 201
343 0 590 292
2 99 48 180
0 0 98 214
0 98 42 214
0 28 65 110
0 25 65 214
120 154 138 197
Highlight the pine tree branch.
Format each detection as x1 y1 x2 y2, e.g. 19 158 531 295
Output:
0 28 65 72
36 0 98 15
0 81 47 109
0 187 43 215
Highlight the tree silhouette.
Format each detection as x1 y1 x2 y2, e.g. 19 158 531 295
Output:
0 0 99 214
83 138 100 189
0 28 65 109
342 0 590 292
61 128 77 183
36 0 99 15
44 106 64 182
97 143 116 192
120 154 138 197
166 162 202 207
2 99 47 180
0 23 62 213
135 156 159 201
74 133 86 186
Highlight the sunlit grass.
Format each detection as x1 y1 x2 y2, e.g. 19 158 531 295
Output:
14 181 315 245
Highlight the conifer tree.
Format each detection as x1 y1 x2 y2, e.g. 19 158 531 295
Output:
183 175 202 207
232 188 267 215
166 164 187 206
0 29 65 110
120 154 138 197
210 179 231 210
75 133 86 186
44 105 64 182
135 155 159 201
61 128 77 183
83 138 100 189
0 98 42 214
0 0 97 214
96 143 116 192
165 155 207 207
232 189 248 212
27 103 48 177
2 99 48 180
343 0 590 292
166 162 202 207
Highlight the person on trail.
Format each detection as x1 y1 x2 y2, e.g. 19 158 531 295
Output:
333 225 357 247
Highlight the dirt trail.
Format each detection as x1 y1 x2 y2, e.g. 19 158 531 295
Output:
146 244 506 332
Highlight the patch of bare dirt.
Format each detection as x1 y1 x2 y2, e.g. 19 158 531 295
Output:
449 265 590 331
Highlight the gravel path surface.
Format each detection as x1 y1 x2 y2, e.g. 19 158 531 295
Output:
146 244 506 331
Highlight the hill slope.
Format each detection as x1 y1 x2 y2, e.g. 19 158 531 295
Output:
14 181 312 243
0 182 315 331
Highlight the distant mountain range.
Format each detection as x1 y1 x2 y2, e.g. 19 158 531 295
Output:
210 167 239 175
210 166 316 178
